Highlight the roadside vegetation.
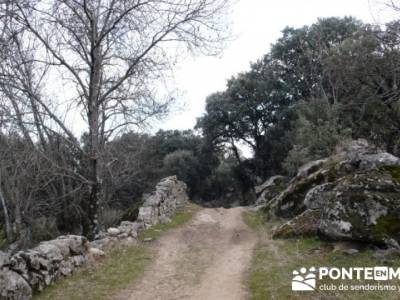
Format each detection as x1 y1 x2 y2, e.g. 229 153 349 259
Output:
244 211 400 300
138 203 201 241
34 203 198 300
34 245 150 300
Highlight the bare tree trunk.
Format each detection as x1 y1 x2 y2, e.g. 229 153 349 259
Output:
14 200 22 239
84 22 102 238
0 183 12 242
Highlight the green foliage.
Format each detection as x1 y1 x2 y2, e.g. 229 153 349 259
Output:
197 17 376 179
163 150 201 194
283 99 351 175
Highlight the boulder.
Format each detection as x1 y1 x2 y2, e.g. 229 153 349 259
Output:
295 159 328 180
255 175 286 196
107 228 121 237
304 183 335 210
319 169 400 244
34 242 63 263
58 260 74 277
9 252 29 275
0 269 32 300
255 176 286 206
46 239 71 259
118 221 140 238
18 250 46 271
263 167 328 217
88 248 105 260
272 209 320 239
69 255 86 268
263 139 400 218
55 235 89 255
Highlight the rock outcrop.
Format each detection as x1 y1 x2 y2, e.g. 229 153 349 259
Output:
261 139 400 246
0 176 188 299
272 209 320 239
254 176 286 206
319 169 400 244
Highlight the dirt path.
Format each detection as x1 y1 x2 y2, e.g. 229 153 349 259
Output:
112 207 257 300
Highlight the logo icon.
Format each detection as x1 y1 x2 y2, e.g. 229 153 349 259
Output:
374 267 388 281
292 267 316 291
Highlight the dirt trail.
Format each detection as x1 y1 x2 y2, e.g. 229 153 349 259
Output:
112 207 257 300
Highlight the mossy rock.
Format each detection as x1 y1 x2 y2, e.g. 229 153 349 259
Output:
272 209 320 239
319 169 400 245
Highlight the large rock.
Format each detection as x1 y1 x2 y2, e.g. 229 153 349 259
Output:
263 167 328 217
55 235 89 255
266 139 400 246
255 176 286 195
17 250 47 271
272 209 320 239
304 183 336 210
263 139 400 218
255 176 286 206
107 228 121 237
319 169 400 244
34 243 63 263
295 159 328 180
338 139 400 169
0 269 32 300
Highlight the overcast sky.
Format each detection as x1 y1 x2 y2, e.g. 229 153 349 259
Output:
157 0 394 131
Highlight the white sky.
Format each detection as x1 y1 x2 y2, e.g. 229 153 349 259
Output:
158 0 394 131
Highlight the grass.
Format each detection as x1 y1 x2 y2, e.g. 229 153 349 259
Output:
34 202 198 300
244 211 400 300
33 245 151 300
138 202 200 241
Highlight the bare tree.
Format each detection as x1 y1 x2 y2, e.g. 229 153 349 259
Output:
0 0 231 238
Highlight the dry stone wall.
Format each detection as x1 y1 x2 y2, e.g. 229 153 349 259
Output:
137 176 189 228
0 176 188 300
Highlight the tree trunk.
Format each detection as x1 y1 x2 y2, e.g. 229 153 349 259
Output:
83 20 102 239
0 184 12 242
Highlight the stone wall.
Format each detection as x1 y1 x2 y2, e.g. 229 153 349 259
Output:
137 176 188 228
0 176 188 300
